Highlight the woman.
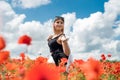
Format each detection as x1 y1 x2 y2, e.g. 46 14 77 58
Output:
47 16 70 66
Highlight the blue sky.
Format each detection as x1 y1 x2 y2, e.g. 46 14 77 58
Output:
11 0 108 22
1 0 120 61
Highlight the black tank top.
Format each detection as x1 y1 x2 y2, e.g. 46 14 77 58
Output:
48 34 64 53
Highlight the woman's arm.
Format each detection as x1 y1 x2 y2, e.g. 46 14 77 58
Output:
61 35 70 56
47 35 53 41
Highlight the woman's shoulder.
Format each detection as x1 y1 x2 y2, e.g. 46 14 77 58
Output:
47 34 53 41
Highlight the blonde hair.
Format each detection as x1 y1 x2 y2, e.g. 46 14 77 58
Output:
53 16 64 33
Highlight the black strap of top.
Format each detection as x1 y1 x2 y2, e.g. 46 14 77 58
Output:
52 34 65 39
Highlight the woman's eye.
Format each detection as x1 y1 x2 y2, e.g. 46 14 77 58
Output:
57 22 59 23
61 22 63 24
56 22 63 24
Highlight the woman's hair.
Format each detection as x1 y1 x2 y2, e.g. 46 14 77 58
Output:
54 16 64 23
53 16 64 33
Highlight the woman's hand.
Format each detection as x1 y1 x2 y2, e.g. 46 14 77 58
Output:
61 35 69 42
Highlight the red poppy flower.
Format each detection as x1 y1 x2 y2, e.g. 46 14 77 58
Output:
34 56 48 65
18 65 25 77
18 35 32 46
5 62 17 71
101 54 105 58
0 35 6 50
80 58 104 80
24 63 60 80
0 50 10 64
107 54 111 57
20 52 25 61
59 58 68 66
101 54 106 60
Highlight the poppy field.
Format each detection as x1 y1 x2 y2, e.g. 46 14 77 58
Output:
0 35 120 80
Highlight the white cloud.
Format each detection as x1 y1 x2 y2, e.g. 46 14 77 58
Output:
61 12 76 35
18 20 53 56
114 22 120 37
0 1 15 16
5 14 26 33
0 15 2 29
11 0 51 9
67 0 120 60
1 0 120 61
104 0 120 16
0 1 52 58
19 20 52 40
0 1 15 32
7 43 28 58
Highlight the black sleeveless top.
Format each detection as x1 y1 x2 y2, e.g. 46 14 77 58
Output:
48 34 64 53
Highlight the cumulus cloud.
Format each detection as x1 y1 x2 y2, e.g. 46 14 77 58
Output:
69 0 120 60
0 1 52 58
61 12 76 35
0 15 2 30
0 1 15 32
18 20 53 56
11 0 51 9
1 0 120 61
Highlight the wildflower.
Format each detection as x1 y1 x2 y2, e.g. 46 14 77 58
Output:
107 54 111 57
20 52 25 61
59 58 68 66
24 63 60 80
34 56 48 65
101 54 106 60
0 50 10 64
80 58 104 80
0 35 6 50
5 62 17 71
18 65 25 77
18 35 32 46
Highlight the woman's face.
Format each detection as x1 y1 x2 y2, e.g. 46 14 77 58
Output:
53 19 64 31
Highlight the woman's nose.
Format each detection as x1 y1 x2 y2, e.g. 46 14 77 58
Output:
58 23 62 25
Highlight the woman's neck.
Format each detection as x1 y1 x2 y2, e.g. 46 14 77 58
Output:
54 31 63 35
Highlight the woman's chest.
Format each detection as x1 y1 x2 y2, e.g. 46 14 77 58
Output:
48 38 61 47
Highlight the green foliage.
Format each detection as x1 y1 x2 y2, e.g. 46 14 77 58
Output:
108 74 117 80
